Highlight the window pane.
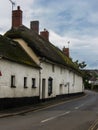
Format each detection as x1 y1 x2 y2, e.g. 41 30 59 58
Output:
48 77 53 96
11 75 15 87
32 78 36 88
24 77 27 88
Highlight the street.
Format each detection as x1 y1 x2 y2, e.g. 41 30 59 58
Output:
0 90 98 130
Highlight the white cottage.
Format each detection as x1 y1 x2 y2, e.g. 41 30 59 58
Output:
5 6 84 102
0 35 40 109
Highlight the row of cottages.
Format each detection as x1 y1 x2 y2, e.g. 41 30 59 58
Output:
0 6 84 109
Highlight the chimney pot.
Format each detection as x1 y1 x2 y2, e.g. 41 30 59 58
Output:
17 6 20 10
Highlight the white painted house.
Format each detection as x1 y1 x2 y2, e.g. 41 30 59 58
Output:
5 6 84 102
0 6 84 109
0 35 40 109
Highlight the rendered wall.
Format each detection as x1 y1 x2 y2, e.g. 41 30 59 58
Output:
40 62 84 99
0 59 39 98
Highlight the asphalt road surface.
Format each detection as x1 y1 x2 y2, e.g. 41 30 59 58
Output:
0 90 98 130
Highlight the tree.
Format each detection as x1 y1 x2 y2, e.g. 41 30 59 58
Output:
74 60 88 88
74 60 87 69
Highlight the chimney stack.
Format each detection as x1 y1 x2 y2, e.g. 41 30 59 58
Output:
12 6 22 28
62 47 70 57
30 21 39 34
40 29 49 41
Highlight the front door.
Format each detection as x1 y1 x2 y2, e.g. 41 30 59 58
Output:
42 79 46 99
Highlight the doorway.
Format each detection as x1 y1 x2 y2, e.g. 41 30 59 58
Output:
42 79 46 99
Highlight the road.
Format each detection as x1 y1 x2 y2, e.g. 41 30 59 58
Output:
0 90 98 130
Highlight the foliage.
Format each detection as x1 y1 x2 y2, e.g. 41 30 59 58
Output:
74 60 87 69
82 70 92 89
74 60 91 88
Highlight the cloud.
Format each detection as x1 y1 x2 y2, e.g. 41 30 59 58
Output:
49 29 98 69
0 0 98 69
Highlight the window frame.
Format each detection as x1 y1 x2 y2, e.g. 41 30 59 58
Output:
11 75 16 88
32 78 36 88
48 77 53 96
24 77 28 88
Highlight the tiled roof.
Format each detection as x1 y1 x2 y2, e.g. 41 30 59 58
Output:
0 35 40 68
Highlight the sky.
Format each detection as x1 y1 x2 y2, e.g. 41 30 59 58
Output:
0 0 98 69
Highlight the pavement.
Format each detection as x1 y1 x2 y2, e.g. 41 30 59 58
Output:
0 93 85 118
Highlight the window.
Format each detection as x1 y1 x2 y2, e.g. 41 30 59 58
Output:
11 75 16 88
32 78 36 88
24 77 27 88
48 77 53 96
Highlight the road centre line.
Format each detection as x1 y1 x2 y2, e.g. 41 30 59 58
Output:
74 103 85 110
34 94 87 113
41 111 71 123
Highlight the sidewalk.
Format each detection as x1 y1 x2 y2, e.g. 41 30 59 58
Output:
0 93 85 118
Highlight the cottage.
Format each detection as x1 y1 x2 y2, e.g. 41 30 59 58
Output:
5 6 84 102
0 35 40 109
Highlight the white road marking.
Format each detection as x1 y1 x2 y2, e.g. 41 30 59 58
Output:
41 111 71 123
75 107 79 109
74 104 84 110
34 94 87 113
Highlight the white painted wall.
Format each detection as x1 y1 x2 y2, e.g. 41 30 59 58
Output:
0 58 83 99
0 59 39 98
12 39 84 99
40 62 84 99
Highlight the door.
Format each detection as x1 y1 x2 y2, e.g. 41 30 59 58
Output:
42 79 46 99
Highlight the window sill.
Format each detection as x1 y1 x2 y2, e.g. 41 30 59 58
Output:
24 86 28 89
11 86 16 88
32 86 37 88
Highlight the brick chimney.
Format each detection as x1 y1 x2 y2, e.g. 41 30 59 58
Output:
40 29 49 41
62 47 69 57
12 6 22 28
30 21 39 34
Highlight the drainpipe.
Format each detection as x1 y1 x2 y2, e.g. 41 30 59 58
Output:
39 57 45 101
39 61 42 101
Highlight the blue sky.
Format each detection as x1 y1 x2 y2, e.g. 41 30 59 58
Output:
0 0 98 69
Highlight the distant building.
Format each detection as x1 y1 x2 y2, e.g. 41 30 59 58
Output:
85 69 98 86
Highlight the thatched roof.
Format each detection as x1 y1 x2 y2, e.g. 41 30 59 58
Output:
0 35 39 68
5 25 82 74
